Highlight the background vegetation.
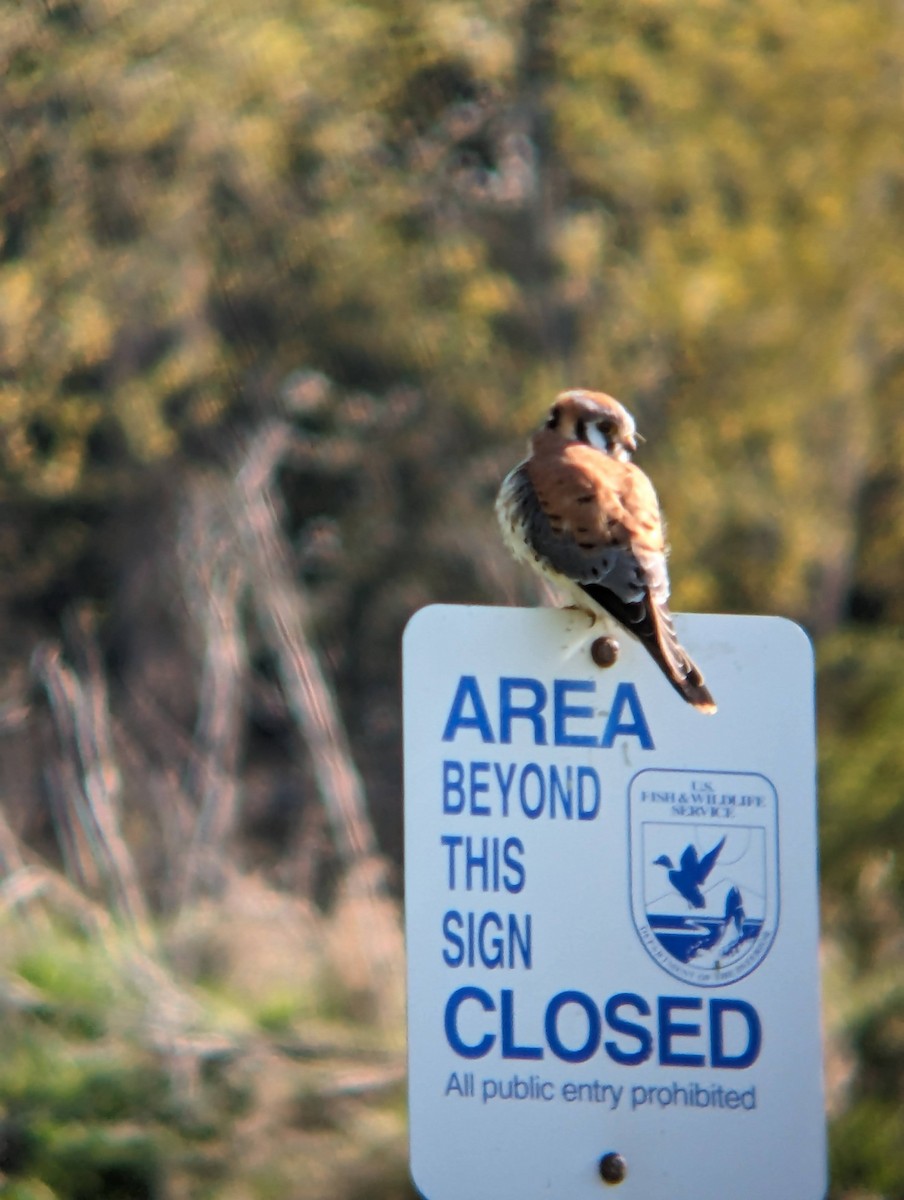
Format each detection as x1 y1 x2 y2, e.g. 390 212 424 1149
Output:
1 0 903 1196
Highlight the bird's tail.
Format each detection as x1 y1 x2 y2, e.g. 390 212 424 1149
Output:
647 597 717 713
580 584 717 713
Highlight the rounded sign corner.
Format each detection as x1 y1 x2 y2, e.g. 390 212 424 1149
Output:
760 615 816 662
402 603 446 650
407 1160 432 1200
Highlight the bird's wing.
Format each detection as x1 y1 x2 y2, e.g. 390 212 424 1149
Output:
698 836 726 881
522 437 660 601
679 843 700 875
522 439 716 713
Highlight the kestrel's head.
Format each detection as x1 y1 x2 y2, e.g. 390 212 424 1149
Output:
542 390 638 461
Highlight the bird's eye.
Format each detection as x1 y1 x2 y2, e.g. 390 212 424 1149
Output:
546 410 560 430
585 421 611 453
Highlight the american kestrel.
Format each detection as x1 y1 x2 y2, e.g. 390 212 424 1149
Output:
496 389 717 713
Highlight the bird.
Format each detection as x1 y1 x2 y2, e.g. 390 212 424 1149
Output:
496 388 716 712
654 837 726 908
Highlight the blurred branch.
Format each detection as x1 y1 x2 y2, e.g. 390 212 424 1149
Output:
177 478 248 906
0 804 26 879
31 632 152 948
234 420 403 1024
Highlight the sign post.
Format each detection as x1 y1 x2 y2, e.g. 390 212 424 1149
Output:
404 605 826 1200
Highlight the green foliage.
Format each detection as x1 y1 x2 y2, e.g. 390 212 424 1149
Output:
551 0 904 623
0 1020 175 1197
15 941 117 1039
0 916 410 1200
830 1099 904 1200
818 629 904 1197
819 629 904 905
254 989 309 1034
35 1127 163 1200
3 0 904 627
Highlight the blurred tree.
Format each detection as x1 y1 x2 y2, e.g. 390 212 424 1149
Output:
551 0 904 628
4 0 903 622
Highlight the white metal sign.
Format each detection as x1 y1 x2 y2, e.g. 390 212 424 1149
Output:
404 605 826 1200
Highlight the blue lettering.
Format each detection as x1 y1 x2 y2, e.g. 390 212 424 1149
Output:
445 987 495 1058
442 911 464 966
444 1072 466 1096
441 834 462 888
465 837 489 890
442 760 465 813
509 913 532 968
501 988 543 1059
469 761 490 815
545 990 601 1063
553 680 596 746
658 996 705 1067
601 683 654 749
480 912 503 968
500 678 548 744
710 999 762 1068
494 762 516 817
604 993 653 1065
503 837 526 893
442 676 495 743
519 762 545 818
444 988 762 1069
549 766 573 818
443 677 656 748
577 766 601 819
441 909 531 968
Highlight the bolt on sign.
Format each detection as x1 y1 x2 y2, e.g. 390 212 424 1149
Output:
403 605 826 1200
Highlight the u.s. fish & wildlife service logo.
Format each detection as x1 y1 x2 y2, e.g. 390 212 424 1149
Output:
628 769 779 987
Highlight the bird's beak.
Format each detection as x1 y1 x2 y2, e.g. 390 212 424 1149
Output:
624 434 638 454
